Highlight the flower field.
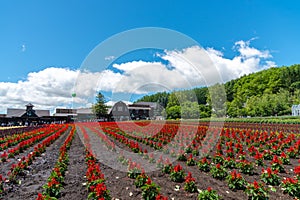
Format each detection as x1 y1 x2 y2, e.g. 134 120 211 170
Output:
1 120 300 199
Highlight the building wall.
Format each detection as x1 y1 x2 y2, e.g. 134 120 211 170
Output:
292 105 300 116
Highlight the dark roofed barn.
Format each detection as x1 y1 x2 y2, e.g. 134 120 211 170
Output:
1 103 53 126
108 101 154 121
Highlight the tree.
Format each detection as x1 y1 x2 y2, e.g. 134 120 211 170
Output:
92 92 108 118
207 83 227 117
199 104 211 118
181 101 200 119
166 92 180 108
166 105 181 119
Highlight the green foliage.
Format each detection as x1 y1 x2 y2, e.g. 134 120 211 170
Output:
260 168 281 186
210 163 228 180
238 160 255 175
181 101 200 119
170 164 185 182
166 105 181 119
162 164 173 174
226 170 247 190
184 172 197 193
280 178 300 198
134 173 149 188
140 178 160 200
207 83 227 117
197 157 211 172
136 92 169 107
227 64 300 117
245 181 269 200
92 92 108 118
198 187 220 200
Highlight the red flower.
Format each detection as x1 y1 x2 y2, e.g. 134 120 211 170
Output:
272 155 281 164
173 164 183 172
294 166 300 176
36 193 45 200
207 187 212 192
282 177 298 184
253 181 259 189
216 163 221 169
48 177 60 187
1 151 8 158
95 183 107 197
267 168 272 177
146 177 152 185
254 152 263 160
156 194 168 200
185 172 195 183
230 170 237 180
280 152 287 158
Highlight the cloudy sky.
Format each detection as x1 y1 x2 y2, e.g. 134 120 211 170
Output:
0 1 299 113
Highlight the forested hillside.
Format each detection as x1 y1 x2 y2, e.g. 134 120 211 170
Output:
136 64 300 118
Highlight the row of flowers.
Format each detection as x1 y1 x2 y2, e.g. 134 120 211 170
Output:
0 125 60 151
0 126 42 142
1 125 63 162
78 125 112 200
37 125 75 199
80 123 116 151
7 125 69 183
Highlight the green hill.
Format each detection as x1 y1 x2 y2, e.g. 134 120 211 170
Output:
136 64 300 118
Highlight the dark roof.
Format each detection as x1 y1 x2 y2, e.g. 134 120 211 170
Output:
26 103 34 107
36 110 50 117
7 108 50 117
7 109 25 117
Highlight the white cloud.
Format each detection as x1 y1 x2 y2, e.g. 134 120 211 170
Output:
206 39 276 81
0 39 276 113
100 39 276 92
21 44 26 52
0 67 79 113
104 55 115 61
234 39 270 59
109 61 195 93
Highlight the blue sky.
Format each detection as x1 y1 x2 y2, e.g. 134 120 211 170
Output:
0 0 300 112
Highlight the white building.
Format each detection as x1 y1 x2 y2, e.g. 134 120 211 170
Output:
292 105 300 116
